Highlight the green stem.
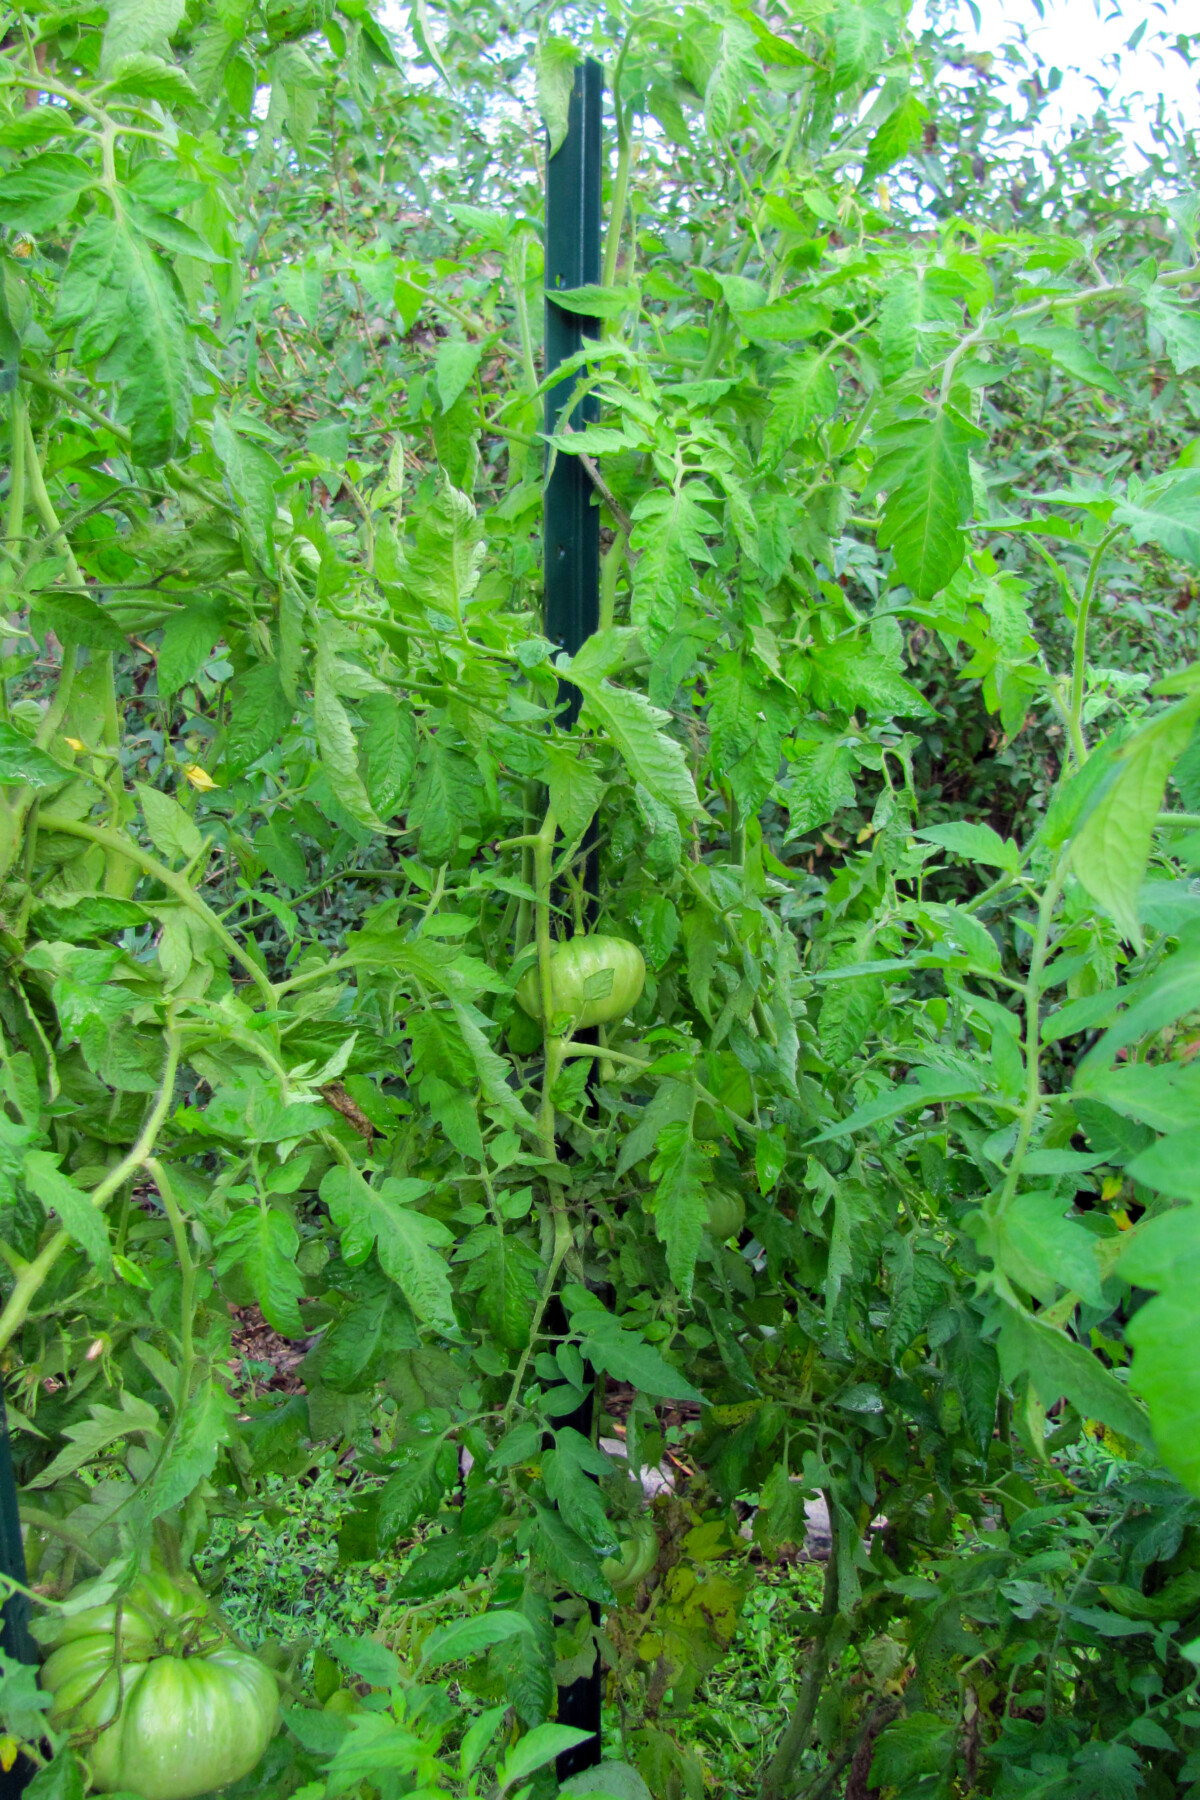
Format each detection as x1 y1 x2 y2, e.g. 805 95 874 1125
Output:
510 233 539 397
1068 526 1122 764
993 870 1063 1222
533 804 561 1163
761 1498 843 1800
602 131 634 293
146 1158 195 1413
36 813 275 1008
2 387 27 615
0 1031 182 1356
599 528 627 631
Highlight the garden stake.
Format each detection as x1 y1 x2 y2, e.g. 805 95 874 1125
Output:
543 53 604 1783
0 1382 34 1798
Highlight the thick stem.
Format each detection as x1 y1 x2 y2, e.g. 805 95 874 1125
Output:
3 389 27 618
0 1031 182 1356
602 132 634 292
762 1499 843 1800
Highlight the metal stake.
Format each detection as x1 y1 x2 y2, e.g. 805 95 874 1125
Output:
543 54 605 1783
1 1383 35 1798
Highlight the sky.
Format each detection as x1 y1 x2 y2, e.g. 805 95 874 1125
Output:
914 0 1198 160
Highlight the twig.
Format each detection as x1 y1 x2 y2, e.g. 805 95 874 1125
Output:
561 423 633 536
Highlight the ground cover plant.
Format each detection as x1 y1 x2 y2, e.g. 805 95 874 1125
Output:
3 0 1200 1795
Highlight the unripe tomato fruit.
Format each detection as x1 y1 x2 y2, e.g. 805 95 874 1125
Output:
705 1188 746 1242
601 1516 658 1595
35 1569 279 1800
515 935 646 1031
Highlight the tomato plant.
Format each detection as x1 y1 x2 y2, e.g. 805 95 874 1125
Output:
2 0 1200 1797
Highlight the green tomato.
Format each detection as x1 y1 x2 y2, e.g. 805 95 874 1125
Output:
36 1569 278 1800
601 1516 658 1596
705 1188 746 1242
515 935 646 1031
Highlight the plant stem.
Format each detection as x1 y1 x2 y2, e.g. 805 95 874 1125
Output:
0 1031 182 1356
36 812 275 1008
599 528 627 631
762 1498 843 1800
994 869 1063 1221
533 803 562 1162
146 1158 195 1413
1068 526 1122 764
509 232 539 397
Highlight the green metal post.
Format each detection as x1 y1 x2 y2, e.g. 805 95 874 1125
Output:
545 58 603 709
1 1383 34 1797
544 55 605 1784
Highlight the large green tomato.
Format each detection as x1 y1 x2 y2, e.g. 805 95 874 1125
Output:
515 935 646 1031
601 1516 659 1596
705 1188 746 1242
35 1569 279 1800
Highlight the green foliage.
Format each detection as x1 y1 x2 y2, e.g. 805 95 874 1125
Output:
3 0 1200 1797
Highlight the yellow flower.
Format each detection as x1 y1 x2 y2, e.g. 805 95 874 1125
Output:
64 736 86 752
877 180 891 211
0 1738 19 1773
183 764 218 790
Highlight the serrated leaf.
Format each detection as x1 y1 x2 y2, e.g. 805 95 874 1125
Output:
1120 1201 1200 1492
875 405 982 600
629 484 715 651
33 590 126 653
212 412 280 576
1113 472 1200 570
649 1119 710 1300
917 820 1020 871
28 1392 161 1487
103 52 198 105
214 1206 307 1337
156 603 225 700
545 742 603 843
0 153 94 232
22 1150 111 1273
101 0 186 71
1071 691 1200 947
543 1428 618 1555
421 1611 533 1670
133 1377 231 1525
577 1316 703 1403
456 1223 541 1350
546 284 635 321
572 672 701 817
313 638 386 833
0 724 68 790
319 1166 454 1329
994 1300 1151 1447
360 692 417 818
409 741 477 864
1145 287 1200 375
862 91 928 180
56 213 195 463
533 1505 614 1606
136 782 203 864
436 338 482 412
